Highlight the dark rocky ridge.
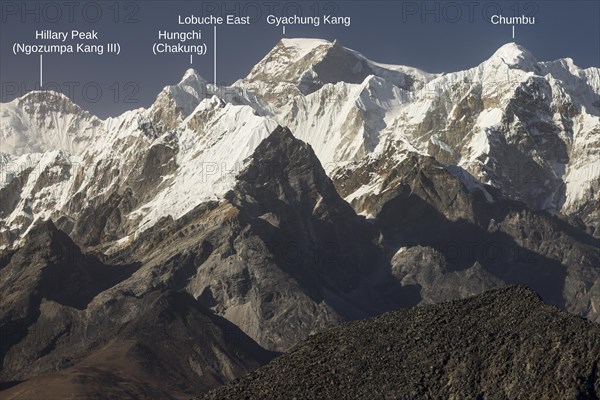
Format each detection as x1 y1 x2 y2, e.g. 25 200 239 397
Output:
0 221 277 399
0 220 140 369
203 286 600 400
226 126 382 296
103 126 394 352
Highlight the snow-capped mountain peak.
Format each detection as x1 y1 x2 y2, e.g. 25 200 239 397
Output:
237 38 434 109
148 68 212 128
181 67 204 81
177 68 207 93
278 37 333 61
486 42 539 72
0 90 104 156
19 90 72 103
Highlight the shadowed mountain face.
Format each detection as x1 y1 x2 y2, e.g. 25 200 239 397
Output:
97 127 393 353
0 127 388 398
1 290 277 400
226 126 382 298
333 152 600 321
203 286 600 400
0 220 141 369
0 221 277 399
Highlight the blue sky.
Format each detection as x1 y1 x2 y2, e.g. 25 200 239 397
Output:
1 0 598 117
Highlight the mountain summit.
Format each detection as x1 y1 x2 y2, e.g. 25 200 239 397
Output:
486 42 540 72
237 38 434 107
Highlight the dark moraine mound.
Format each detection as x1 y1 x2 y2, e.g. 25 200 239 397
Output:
203 286 600 400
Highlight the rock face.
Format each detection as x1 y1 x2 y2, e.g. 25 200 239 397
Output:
334 151 600 321
203 286 600 400
0 220 276 399
0 220 140 369
1 290 277 400
99 127 390 353
226 126 381 298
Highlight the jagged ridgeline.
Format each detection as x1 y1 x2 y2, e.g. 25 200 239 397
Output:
1 39 599 399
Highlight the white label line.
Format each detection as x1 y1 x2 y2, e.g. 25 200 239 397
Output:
40 54 43 87
512 25 515 39
283 25 286 34
190 54 193 64
213 26 217 85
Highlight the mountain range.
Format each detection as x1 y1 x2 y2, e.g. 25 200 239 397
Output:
1 39 599 398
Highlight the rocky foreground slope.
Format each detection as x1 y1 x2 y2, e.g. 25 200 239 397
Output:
203 286 600 400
